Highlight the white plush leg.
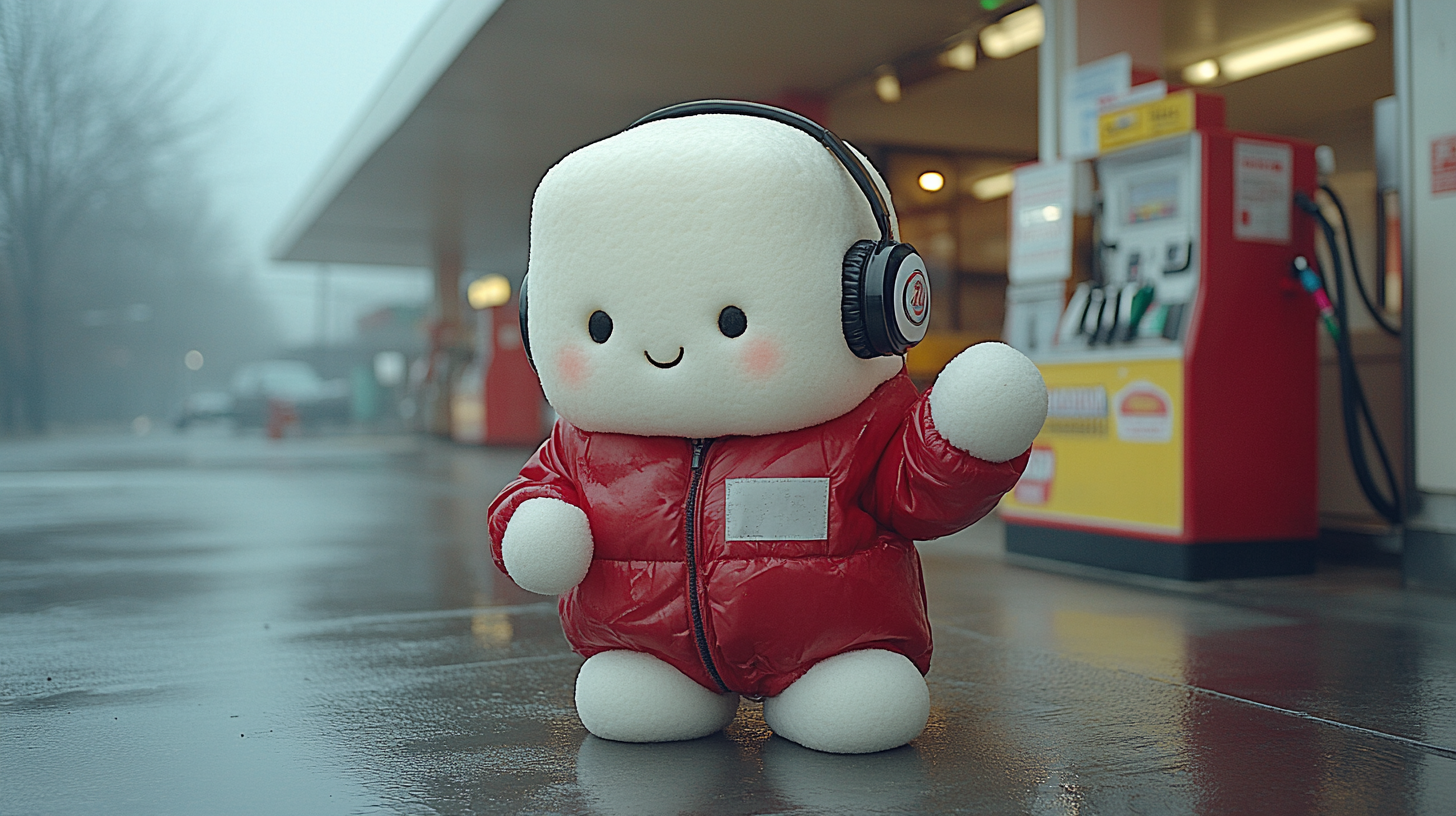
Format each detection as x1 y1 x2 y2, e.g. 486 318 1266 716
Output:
575 650 740 743
762 650 929 754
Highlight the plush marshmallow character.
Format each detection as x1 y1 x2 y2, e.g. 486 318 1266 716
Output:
488 107 1047 754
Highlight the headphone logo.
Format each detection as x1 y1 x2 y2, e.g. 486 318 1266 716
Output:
903 269 929 327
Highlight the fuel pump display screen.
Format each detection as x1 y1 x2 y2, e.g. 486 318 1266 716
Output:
1126 176 1180 224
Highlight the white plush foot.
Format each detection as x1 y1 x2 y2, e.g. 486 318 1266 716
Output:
575 651 740 743
928 341 1048 463
762 650 929 754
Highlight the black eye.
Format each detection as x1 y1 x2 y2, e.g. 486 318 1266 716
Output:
588 310 613 343
718 306 747 338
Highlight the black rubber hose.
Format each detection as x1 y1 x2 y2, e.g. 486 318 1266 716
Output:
1319 184 1401 337
1318 200 1404 523
1296 192 1403 524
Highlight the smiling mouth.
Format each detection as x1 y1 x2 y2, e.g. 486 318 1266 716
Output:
644 347 685 369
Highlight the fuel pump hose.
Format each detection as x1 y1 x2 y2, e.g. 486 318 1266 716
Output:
1294 191 1402 525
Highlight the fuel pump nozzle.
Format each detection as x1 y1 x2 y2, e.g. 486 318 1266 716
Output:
1291 256 1340 340
1122 285 1157 340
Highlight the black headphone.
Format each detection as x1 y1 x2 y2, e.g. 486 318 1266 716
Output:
520 99 929 371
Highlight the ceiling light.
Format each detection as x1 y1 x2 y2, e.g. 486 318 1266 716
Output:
981 5 1044 59
467 274 511 310
971 172 1015 201
1221 18 1374 80
874 66 901 103
940 40 978 71
1188 18 1375 85
918 171 946 192
1182 59 1220 85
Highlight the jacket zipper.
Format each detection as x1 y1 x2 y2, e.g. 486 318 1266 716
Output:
686 438 729 693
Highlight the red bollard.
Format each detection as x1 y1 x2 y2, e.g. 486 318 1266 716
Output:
266 399 298 440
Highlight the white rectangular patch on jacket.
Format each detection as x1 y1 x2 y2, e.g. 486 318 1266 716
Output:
724 478 830 541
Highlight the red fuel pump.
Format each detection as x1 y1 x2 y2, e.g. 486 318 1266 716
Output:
452 299 547 447
1002 92 1321 580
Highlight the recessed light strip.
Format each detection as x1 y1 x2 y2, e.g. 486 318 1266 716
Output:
980 4 1045 59
971 172 1015 201
1183 18 1376 85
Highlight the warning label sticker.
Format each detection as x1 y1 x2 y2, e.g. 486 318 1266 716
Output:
1234 139 1293 244
1433 134 1456 196
1013 446 1056 506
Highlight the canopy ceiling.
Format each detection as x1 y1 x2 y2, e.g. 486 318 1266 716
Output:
274 0 1393 274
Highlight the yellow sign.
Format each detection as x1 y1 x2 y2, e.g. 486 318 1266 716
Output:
905 331 996 379
1098 91 1196 154
1002 358 1184 534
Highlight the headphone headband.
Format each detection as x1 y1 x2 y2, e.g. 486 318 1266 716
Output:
626 100 895 247
519 99 927 372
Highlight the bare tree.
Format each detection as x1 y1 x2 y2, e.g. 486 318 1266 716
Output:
39 157 279 429
0 0 194 432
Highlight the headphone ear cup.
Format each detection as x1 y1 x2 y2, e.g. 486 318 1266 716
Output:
519 275 535 373
841 240 878 359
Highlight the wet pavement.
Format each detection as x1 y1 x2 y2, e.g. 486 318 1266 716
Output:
3 430 1455 815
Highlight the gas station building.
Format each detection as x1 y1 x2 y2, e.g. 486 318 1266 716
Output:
274 0 1455 592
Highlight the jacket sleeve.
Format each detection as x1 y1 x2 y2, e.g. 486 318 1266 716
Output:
486 421 584 574
864 387 1031 542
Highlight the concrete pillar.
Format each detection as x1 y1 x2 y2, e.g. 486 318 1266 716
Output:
1076 0 1162 70
1039 0 1164 163
428 241 467 437
1038 0 1072 162
1396 0 1456 593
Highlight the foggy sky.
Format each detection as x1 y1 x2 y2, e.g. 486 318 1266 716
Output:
126 0 445 347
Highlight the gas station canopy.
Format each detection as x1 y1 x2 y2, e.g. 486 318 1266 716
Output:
270 0 1042 273
273 0 1393 275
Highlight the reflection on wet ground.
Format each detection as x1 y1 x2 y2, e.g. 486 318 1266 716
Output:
3 432 1454 814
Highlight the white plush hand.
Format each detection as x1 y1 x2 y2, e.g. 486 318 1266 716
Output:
501 498 594 595
927 342 1048 463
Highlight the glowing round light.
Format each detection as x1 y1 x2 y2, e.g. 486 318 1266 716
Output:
467 274 512 310
941 40 977 71
184 350 204 371
874 67 902 103
918 171 946 193
980 5 1044 59
1182 59 1220 84
374 351 406 387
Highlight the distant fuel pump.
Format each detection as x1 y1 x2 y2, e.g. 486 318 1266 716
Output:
1003 92 1321 580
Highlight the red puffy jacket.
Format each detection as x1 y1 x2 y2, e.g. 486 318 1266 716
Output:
488 370 1029 698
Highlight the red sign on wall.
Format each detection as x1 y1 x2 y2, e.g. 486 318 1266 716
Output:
1433 134 1456 196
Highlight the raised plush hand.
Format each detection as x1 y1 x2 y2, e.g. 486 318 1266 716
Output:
927 342 1048 463
500 497 594 595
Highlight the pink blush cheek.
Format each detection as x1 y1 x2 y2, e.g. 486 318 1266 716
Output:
553 345 590 389
739 337 783 380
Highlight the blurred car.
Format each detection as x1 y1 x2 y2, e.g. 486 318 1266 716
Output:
174 390 236 429
229 360 350 428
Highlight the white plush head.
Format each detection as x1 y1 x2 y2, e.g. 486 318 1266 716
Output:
525 112 904 438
